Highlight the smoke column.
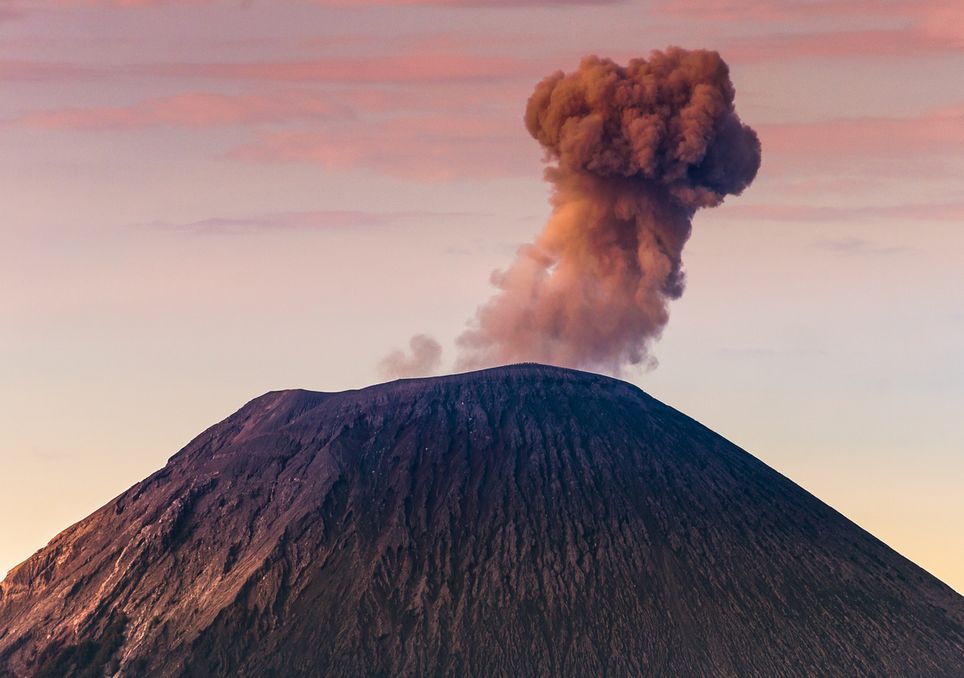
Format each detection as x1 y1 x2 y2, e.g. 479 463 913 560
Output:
456 48 761 373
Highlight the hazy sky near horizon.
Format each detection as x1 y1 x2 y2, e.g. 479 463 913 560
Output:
1 0 963 592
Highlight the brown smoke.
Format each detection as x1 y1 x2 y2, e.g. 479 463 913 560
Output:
379 48 760 377
378 334 443 379
456 48 760 373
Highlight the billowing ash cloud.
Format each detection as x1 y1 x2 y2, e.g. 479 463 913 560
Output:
379 48 760 377
378 334 442 379
455 48 761 373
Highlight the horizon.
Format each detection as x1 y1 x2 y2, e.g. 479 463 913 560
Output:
2 0 963 602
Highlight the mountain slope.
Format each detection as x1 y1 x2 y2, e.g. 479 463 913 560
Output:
1 364 962 677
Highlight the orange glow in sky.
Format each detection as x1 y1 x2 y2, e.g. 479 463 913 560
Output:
1 0 962 592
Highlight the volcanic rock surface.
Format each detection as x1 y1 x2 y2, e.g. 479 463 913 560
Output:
1 364 962 677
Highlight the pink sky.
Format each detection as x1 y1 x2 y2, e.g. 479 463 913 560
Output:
1 0 963 591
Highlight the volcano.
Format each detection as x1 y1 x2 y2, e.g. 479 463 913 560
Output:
1 364 962 676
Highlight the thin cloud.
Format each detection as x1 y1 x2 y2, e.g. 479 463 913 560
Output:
718 108 964 196
16 90 354 130
663 0 963 60
150 209 482 233
724 28 964 63
12 80 524 131
314 0 624 5
717 346 828 359
659 0 955 23
227 115 536 181
718 201 964 223
1 54 535 86
46 0 622 6
39 0 223 5
0 60 102 82
141 54 531 84
0 8 24 22
759 106 964 157
813 237 916 257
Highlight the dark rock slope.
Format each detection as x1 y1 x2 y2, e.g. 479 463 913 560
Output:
1 364 962 677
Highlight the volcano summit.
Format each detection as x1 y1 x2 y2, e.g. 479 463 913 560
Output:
1 365 962 676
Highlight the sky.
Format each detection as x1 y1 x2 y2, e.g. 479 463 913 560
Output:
1 0 962 592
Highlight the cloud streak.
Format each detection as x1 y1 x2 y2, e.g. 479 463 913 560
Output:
0 54 534 86
716 201 964 223
227 115 533 180
760 106 964 157
149 209 481 233
0 60 101 82
660 0 958 24
46 0 622 6
0 7 24 22
664 1 963 61
16 90 353 130
143 54 531 84
813 237 916 257
724 28 964 63
313 0 624 5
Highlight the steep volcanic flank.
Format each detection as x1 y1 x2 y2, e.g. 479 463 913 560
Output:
1 365 962 677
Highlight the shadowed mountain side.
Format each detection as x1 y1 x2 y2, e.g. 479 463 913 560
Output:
1 364 962 677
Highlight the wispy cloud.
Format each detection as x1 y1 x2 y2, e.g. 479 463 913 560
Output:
753 106 964 192
44 0 622 7
227 115 535 180
310 0 624 5
717 345 828 359
718 201 964 223
16 90 354 130
660 0 956 24
760 106 964 158
813 237 916 257
724 28 964 63
12 77 523 130
38 0 222 6
149 209 482 233
0 53 535 86
142 54 532 84
0 60 102 82
0 7 24 22
664 0 963 60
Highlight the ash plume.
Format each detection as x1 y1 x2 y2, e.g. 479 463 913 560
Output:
379 334 442 379
456 48 761 373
